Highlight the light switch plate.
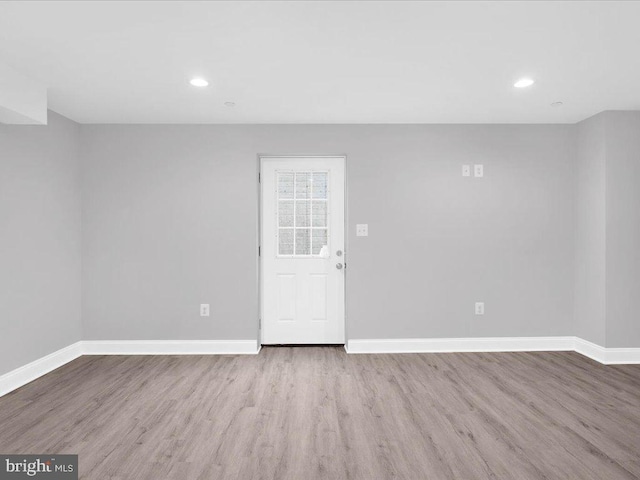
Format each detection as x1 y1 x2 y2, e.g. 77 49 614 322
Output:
200 304 210 317
356 224 368 237
462 165 471 177
474 164 484 177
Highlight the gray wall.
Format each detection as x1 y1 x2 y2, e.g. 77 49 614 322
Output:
81 124 576 341
4 113 638 374
0 112 82 375
574 114 607 345
573 111 640 349
604 112 640 348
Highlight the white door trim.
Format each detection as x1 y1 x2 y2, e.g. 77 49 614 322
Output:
259 155 347 345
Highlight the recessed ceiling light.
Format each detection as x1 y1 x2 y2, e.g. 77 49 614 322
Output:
224 101 236 107
551 101 564 107
189 78 209 87
514 78 535 88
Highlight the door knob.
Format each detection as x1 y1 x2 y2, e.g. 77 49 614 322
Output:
336 263 343 270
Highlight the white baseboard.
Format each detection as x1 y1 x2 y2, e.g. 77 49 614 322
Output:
347 336 640 364
2 337 638 399
346 336 576 354
0 341 83 398
82 340 260 355
573 337 607 363
574 337 640 364
0 340 260 398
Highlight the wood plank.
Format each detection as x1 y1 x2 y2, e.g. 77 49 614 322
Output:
1 348 639 480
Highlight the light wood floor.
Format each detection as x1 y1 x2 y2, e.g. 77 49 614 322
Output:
1 347 640 479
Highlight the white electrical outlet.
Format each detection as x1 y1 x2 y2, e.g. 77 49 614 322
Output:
475 302 485 315
200 304 210 317
474 164 484 178
356 224 369 237
462 165 471 177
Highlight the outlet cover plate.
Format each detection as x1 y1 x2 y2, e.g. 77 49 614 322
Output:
356 224 368 237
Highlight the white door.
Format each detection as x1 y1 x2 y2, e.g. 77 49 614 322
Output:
261 156 345 344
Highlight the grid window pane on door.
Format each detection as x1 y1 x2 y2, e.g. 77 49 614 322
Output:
277 171 329 257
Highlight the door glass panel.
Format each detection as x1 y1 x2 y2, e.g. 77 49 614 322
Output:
295 229 310 255
312 172 328 199
312 229 328 255
278 173 294 199
279 228 294 255
312 201 327 227
278 200 294 227
295 200 310 227
295 172 311 199
276 170 329 257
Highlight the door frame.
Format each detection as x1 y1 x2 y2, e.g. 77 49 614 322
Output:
258 155 348 346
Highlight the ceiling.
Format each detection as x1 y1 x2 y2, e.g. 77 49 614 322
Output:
0 1 639 124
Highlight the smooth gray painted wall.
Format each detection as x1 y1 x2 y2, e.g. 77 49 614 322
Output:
81 124 576 341
604 112 640 348
573 111 640 348
574 114 607 345
0 112 82 375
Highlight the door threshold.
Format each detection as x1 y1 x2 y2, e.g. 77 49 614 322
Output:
261 344 345 348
